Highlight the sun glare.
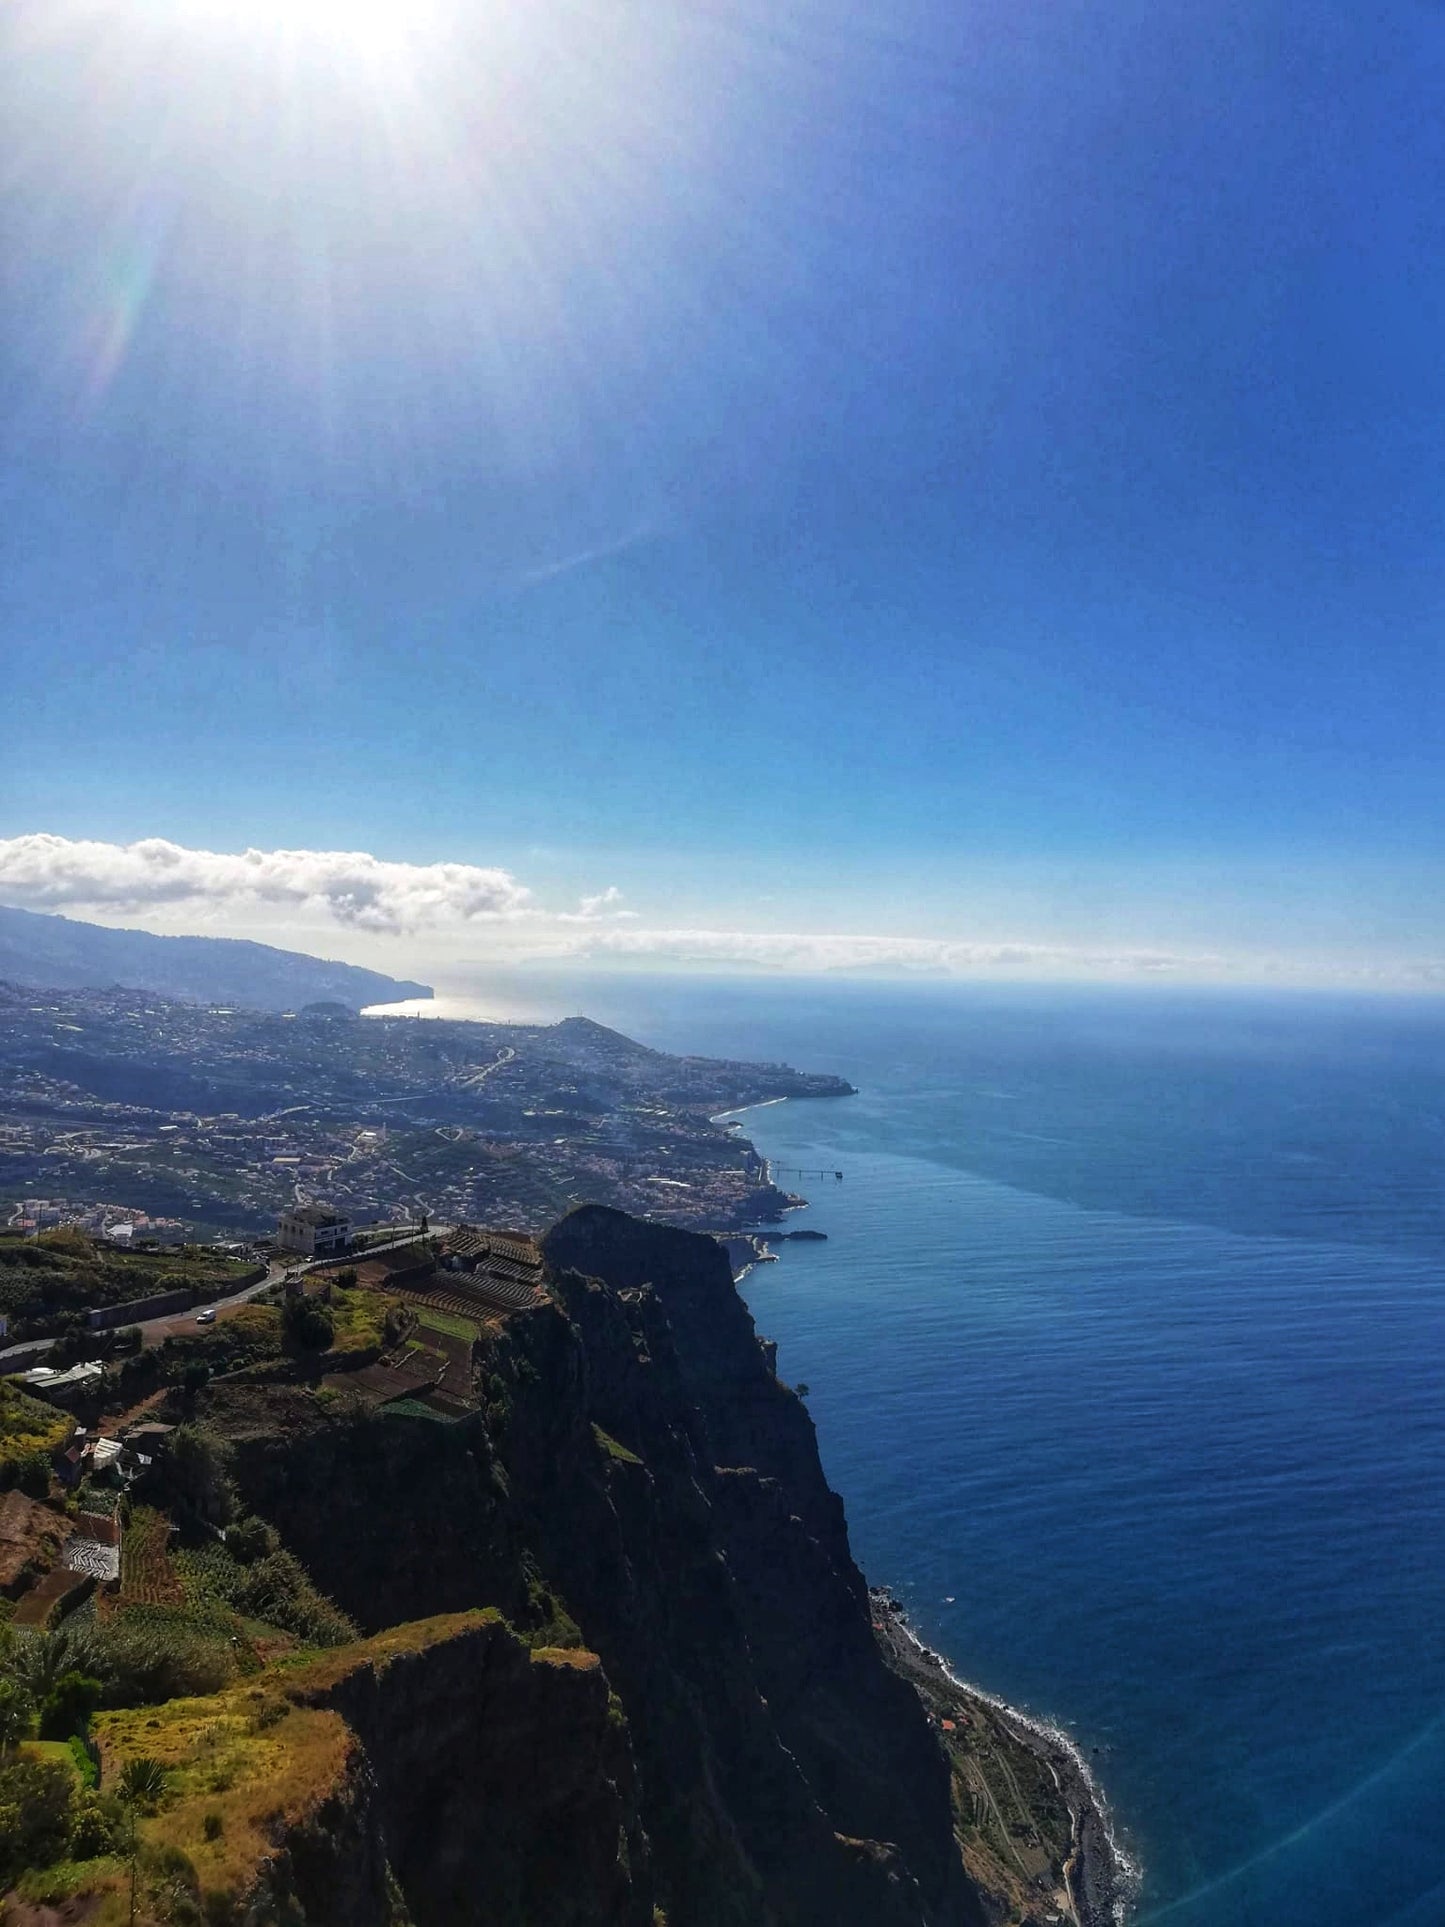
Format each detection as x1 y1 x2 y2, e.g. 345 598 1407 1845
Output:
171 0 429 60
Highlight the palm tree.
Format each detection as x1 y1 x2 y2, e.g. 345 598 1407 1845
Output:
8 1628 88 1702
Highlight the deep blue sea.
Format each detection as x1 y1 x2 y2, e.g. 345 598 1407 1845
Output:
426 973 1445 1926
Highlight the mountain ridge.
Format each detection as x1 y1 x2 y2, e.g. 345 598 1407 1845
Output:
0 904 430 1011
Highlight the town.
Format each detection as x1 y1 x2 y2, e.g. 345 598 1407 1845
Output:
0 982 854 1246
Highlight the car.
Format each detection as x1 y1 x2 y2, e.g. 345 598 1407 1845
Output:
195 1308 217 1324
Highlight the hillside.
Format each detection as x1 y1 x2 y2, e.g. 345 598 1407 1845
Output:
0 905 430 1012
1 985 852 1235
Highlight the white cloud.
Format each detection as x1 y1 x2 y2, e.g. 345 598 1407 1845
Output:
537 924 1231 980
568 886 636 922
539 926 1445 988
0 833 535 935
5 834 1435 990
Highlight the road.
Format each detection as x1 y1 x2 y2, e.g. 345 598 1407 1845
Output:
0 1232 441 1369
139 1234 439 1344
136 1258 290 1346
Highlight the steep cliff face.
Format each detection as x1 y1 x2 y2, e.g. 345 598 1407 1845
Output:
290 1616 652 1927
222 1206 982 1927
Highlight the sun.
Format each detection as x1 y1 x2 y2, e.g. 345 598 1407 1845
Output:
170 0 431 61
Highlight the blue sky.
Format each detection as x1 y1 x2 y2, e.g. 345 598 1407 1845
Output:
4 0 1445 985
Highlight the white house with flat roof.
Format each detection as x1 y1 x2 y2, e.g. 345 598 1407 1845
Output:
276 1204 350 1258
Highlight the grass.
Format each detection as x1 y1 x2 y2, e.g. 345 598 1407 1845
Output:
15 1856 127 1906
529 1646 601 1672
412 1306 479 1342
19 1738 87 1782
326 1286 399 1354
379 1397 458 1424
92 1685 357 1920
592 1423 643 1467
17 1610 520 1923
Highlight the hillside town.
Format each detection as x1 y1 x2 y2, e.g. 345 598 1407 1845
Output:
0 983 853 1243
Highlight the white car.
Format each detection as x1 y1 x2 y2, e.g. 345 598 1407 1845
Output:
195 1308 217 1324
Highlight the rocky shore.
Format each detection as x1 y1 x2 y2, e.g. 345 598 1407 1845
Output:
871 1590 1133 1927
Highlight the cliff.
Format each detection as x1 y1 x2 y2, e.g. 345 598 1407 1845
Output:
210 1205 982 1926
92 1612 649 1927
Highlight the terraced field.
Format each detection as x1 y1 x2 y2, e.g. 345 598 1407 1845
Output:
116 1505 183 1609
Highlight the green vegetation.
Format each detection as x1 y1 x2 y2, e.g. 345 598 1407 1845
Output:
0 1228 252 1343
37 1668 103 1740
412 1305 479 1342
327 1284 398 1353
520 1556 583 1651
0 1464 366 1913
592 1423 644 1467
0 1380 72 1485
282 1292 334 1353
166 1426 237 1529
177 1525 356 1647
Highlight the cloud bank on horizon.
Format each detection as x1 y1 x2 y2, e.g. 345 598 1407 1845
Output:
0 832 1438 989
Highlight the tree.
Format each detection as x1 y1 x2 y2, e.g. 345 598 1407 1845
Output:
38 1669 102 1740
0 1757 74 1888
0 1676 36 1755
181 1362 211 1403
167 1426 236 1527
224 1514 277 1565
8 1629 84 1703
282 1293 334 1354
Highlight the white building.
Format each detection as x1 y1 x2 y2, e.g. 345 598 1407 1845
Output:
277 1204 351 1258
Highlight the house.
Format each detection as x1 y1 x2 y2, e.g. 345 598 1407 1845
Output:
277 1204 351 1258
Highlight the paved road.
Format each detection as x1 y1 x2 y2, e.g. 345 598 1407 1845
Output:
0 1232 443 1368
136 1258 290 1346
0 1258 286 1370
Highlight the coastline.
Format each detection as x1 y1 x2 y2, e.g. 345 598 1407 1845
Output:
871 1591 1136 1926
719 1094 1135 1924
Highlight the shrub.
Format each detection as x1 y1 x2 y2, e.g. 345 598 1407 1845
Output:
69 1787 123 1856
65 1733 98 1790
223 1514 276 1565
0 1757 74 1887
13 1452 51 1500
118 1754 169 1810
89 1616 234 1706
178 1538 355 1647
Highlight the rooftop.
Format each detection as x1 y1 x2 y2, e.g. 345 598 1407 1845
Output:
287 1204 346 1227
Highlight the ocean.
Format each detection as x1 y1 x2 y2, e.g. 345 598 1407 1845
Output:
386 973 1445 1926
